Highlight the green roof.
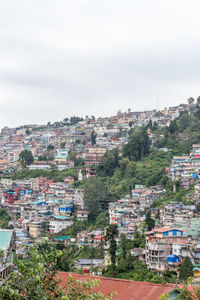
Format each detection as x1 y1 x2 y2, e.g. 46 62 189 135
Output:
0 230 13 250
193 267 200 271
55 236 71 240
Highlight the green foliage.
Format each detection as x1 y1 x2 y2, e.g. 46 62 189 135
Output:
84 178 108 222
179 256 193 282
123 130 150 161
97 149 120 177
171 284 200 300
95 211 109 229
38 151 54 161
68 152 85 167
133 225 145 248
19 150 34 169
105 225 119 270
145 210 155 231
69 116 84 125
47 144 54 151
103 260 165 283
0 240 113 300
168 119 178 134
60 142 66 149
91 131 97 145
177 112 192 132
0 240 62 299
12 168 77 181
0 208 13 229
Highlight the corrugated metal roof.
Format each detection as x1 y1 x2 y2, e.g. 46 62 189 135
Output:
57 272 175 300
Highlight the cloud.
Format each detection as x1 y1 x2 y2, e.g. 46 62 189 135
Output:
0 0 200 127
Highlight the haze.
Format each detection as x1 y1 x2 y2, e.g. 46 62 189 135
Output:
0 0 200 127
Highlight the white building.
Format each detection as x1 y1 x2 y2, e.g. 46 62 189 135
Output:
49 218 73 233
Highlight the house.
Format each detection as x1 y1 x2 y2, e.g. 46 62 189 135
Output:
28 221 42 238
84 147 107 167
76 209 88 221
145 227 187 272
49 217 73 233
130 248 145 262
0 229 14 282
29 161 52 170
193 265 200 277
75 259 104 270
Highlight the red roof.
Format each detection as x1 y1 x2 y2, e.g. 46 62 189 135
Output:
57 272 175 300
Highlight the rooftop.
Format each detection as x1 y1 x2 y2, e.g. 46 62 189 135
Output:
57 272 175 300
0 229 13 251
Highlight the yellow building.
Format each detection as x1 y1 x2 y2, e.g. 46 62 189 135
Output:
29 221 42 238
193 266 200 277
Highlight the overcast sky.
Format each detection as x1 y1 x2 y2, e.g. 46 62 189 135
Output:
0 0 200 128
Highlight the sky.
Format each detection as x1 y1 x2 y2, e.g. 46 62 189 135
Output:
0 0 200 128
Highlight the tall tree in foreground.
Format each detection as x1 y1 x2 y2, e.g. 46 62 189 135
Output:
19 149 34 169
0 240 113 300
179 256 193 282
105 225 119 271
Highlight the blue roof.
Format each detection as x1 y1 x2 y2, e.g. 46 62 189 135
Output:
167 255 179 258
0 230 13 250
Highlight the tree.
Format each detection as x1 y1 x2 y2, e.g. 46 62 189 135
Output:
119 158 130 175
47 144 54 151
152 121 158 131
98 149 120 176
179 256 193 282
120 234 128 260
50 164 58 173
19 150 34 169
178 112 191 132
0 240 112 300
188 97 195 105
161 282 200 299
123 130 150 161
84 178 108 221
145 210 155 231
68 151 84 167
145 119 153 130
91 130 97 145
70 116 84 125
124 161 137 178
38 152 54 161
129 121 133 128
168 119 178 134
60 142 66 149
63 117 69 124
105 225 119 270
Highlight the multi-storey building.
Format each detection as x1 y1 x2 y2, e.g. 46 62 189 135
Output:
146 227 187 272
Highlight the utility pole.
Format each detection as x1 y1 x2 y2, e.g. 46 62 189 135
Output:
100 220 103 259
91 234 94 274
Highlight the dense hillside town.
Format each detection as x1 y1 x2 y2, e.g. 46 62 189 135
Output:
2 98 200 298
